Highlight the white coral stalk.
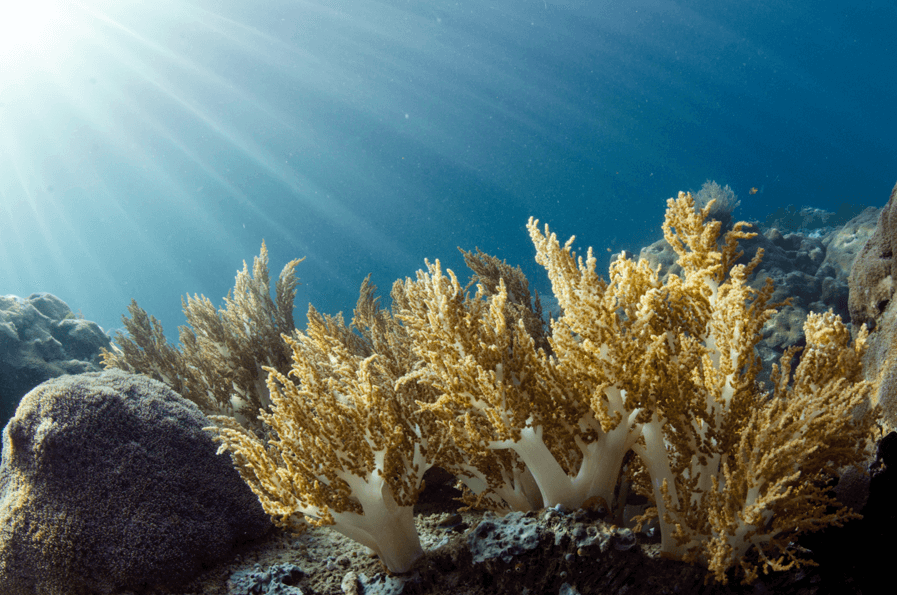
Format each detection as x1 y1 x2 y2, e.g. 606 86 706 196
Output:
398 258 642 512
207 292 444 574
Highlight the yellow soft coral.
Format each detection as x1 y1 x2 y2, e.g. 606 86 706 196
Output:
399 191 875 582
692 311 874 582
103 242 302 433
204 191 874 583
205 281 445 573
628 195 876 582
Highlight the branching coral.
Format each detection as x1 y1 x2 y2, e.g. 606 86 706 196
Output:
459 247 550 353
682 311 874 582
394 262 554 512
625 194 874 582
396 252 647 514
102 242 302 433
206 280 453 573
146 192 873 583
393 192 874 582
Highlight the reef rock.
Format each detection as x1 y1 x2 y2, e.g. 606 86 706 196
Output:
848 182 897 329
640 203 880 384
848 181 897 433
0 369 271 595
764 203 868 235
0 293 111 428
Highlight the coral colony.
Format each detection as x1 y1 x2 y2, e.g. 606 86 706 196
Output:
104 192 876 584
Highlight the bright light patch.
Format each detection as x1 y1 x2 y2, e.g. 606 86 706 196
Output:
0 0 82 70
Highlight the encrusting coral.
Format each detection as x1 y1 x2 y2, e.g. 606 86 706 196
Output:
109 192 877 583
102 241 302 433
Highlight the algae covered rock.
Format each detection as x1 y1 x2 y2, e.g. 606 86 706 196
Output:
0 369 270 595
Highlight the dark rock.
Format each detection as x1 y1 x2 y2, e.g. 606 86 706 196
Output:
0 370 271 595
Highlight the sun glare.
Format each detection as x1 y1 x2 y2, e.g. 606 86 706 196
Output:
0 0 82 70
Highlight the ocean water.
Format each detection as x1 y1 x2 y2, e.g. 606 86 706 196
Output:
1 0 895 340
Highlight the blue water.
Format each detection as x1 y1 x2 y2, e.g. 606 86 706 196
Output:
1 0 895 339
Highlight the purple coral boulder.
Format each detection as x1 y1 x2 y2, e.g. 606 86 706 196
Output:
0 369 271 595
